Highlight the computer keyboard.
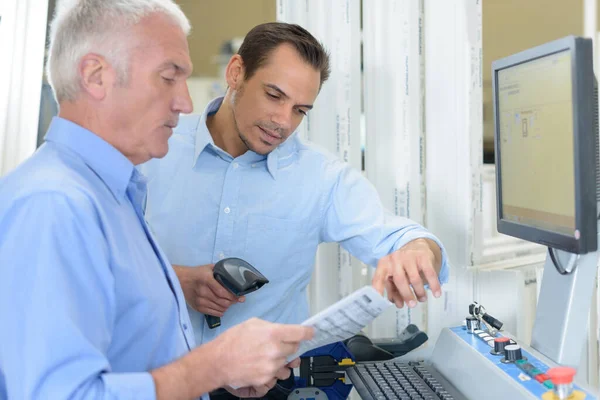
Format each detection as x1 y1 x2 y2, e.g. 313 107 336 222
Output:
347 360 466 400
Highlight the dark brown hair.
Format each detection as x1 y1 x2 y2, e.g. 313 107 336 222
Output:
237 22 331 88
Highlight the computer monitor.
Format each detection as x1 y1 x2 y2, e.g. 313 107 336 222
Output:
492 36 598 255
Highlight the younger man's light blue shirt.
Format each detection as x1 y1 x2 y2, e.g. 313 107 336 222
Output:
140 97 449 346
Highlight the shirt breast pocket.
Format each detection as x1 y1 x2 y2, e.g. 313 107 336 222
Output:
243 214 317 283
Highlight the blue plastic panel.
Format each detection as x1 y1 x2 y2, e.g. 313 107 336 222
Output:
450 327 594 399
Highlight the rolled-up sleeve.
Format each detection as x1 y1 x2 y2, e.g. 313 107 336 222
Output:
320 163 450 284
0 192 156 399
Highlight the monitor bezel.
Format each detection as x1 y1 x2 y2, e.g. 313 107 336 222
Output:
492 36 597 254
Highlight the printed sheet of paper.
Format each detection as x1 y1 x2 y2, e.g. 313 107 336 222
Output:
288 286 392 361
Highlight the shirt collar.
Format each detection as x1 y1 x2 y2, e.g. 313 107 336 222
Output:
44 117 136 203
193 98 220 163
192 97 299 180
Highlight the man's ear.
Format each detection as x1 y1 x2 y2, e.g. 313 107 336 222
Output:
225 54 245 90
79 53 113 100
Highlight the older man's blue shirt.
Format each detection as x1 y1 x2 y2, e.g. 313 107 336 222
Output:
0 117 198 399
140 97 449 346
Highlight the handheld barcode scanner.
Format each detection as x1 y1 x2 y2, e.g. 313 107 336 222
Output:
205 257 269 329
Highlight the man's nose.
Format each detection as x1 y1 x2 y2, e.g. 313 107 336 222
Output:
271 105 293 132
173 82 193 114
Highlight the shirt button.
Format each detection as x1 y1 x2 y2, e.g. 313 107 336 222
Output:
183 323 188 330
233 162 239 169
251 164 257 168
224 207 231 214
219 252 225 259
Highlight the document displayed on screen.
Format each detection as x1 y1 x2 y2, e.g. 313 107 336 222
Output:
287 286 392 362
497 50 576 235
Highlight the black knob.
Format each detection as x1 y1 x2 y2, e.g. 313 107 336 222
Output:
466 316 480 333
491 337 510 355
504 344 523 362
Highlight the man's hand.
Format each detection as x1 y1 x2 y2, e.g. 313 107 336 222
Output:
173 264 244 316
225 384 275 398
214 318 313 390
151 321 308 400
223 358 301 398
372 238 443 309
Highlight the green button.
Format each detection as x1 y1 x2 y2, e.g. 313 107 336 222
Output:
515 359 527 365
543 380 554 389
531 368 542 375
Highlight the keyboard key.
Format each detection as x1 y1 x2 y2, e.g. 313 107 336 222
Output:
350 361 466 400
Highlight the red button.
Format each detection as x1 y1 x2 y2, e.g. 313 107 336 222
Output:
494 337 510 343
546 367 576 385
535 374 549 383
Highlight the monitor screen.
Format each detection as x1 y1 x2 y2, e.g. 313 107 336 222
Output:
493 36 597 254
497 51 575 237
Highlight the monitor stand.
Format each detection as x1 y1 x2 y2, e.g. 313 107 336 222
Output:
531 242 599 367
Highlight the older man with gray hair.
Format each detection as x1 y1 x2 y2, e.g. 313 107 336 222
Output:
0 1 312 400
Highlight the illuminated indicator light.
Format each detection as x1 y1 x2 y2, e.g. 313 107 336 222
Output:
536 374 549 383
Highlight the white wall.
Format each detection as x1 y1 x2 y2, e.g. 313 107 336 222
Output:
0 0 48 176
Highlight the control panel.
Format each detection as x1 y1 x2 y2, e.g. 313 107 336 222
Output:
452 326 593 399
348 300 599 400
376 301 600 400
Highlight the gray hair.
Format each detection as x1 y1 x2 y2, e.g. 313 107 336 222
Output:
46 0 191 103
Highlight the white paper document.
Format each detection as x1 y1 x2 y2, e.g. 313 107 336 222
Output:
288 286 392 361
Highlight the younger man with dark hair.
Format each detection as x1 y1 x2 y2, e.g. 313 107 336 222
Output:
141 21 449 348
